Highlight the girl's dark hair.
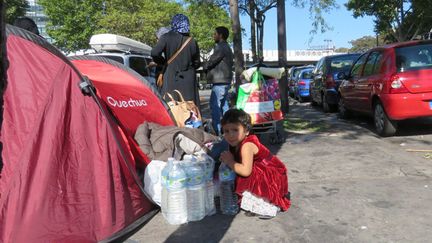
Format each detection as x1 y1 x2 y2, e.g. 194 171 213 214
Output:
221 109 251 131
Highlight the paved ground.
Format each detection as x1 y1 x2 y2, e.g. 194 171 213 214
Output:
127 91 432 243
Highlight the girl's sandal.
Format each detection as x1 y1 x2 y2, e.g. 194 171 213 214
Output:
258 214 274 220
244 211 257 217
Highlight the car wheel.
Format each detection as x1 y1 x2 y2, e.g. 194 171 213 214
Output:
298 95 304 103
338 96 351 119
289 91 294 98
322 93 337 112
373 102 397 137
310 94 318 106
322 94 330 112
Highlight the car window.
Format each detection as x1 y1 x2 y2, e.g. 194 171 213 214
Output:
145 58 156 77
350 54 368 78
363 52 383 76
314 59 324 75
396 43 432 72
292 68 302 79
129 56 149 77
301 70 313 79
99 55 124 64
329 55 359 75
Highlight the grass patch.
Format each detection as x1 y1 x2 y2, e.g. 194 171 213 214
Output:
284 117 330 133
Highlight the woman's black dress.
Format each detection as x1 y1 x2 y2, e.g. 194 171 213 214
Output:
151 31 201 107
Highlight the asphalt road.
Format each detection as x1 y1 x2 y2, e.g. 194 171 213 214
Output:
127 93 432 243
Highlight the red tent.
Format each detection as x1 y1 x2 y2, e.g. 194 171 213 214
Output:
0 25 173 242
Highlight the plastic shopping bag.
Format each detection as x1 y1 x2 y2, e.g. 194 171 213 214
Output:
236 70 283 124
144 160 166 206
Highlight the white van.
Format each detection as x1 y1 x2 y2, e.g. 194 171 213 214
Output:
89 34 156 85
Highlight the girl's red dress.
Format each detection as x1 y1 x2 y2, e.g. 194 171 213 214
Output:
234 135 291 211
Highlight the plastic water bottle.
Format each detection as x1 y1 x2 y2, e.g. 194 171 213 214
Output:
197 153 216 216
183 155 206 221
161 158 175 219
161 159 187 225
219 163 239 215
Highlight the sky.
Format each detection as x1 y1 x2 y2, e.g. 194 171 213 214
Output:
239 0 376 50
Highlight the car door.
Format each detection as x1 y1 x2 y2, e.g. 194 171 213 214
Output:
342 53 368 110
356 51 384 112
311 58 325 103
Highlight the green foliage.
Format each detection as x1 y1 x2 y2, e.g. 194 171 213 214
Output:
5 0 28 24
346 0 432 42
349 36 377 52
292 0 338 34
38 0 231 54
186 1 231 59
39 0 104 52
98 0 182 47
334 47 349 53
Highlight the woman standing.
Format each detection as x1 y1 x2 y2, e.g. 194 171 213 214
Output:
151 14 201 107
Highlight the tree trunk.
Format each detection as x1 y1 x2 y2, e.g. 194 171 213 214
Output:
256 12 265 60
249 0 257 63
229 0 244 92
0 0 6 172
277 0 288 114
258 21 264 60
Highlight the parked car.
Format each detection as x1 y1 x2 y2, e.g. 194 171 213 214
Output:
288 65 314 98
310 53 361 112
338 40 432 136
293 68 314 102
89 34 156 86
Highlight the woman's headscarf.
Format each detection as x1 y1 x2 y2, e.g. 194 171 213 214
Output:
171 14 190 34
156 26 171 39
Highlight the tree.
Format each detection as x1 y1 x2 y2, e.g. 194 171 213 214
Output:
5 0 28 24
348 35 387 52
229 0 245 89
292 0 338 35
248 0 257 63
346 0 432 42
239 0 277 60
39 0 105 52
334 47 349 53
277 0 288 113
98 0 182 47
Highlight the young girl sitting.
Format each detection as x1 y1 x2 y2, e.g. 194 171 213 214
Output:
219 109 291 218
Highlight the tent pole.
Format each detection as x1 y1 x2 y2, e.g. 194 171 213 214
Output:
0 0 7 173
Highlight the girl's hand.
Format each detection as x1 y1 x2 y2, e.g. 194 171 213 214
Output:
220 151 235 166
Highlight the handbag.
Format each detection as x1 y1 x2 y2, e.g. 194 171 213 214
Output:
165 90 202 127
157 37 193 88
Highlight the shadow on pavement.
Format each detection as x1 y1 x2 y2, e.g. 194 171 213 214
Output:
164 214 235 243
298 100 432 139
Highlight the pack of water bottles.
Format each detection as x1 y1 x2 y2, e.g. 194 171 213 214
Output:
160 153 239 225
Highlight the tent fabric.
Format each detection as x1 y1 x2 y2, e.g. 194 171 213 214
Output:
70 56 175 167
0 25 161 242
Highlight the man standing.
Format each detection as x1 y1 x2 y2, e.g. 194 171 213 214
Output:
204 26 233 135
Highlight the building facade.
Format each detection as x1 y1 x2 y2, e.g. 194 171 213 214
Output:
25 0 52 42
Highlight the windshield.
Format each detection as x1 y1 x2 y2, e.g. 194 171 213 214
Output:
292 67 312 78
301 70 313 79
329 55 359 74
396 43 432 72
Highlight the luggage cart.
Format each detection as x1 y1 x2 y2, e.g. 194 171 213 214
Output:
238 63 287 144
252 120 285 144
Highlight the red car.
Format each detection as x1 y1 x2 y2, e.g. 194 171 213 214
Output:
338 40 432 136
